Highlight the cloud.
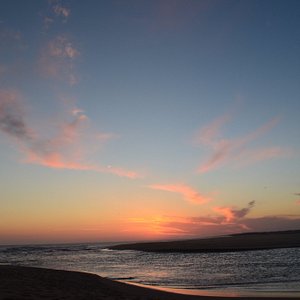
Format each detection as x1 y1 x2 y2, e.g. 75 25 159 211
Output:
39 35 79 85
196 115 290 173
42 0 70 28
0 90 33 141
195 114 231 147
52 3 70 20
234 147 291 167
47 36 79 59
0 90 139 179
140 213 300 239
43 16 54 29
123 215 191 237
149 183 211 204
213 201 255 223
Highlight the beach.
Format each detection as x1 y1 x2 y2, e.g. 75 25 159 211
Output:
0 265 294 300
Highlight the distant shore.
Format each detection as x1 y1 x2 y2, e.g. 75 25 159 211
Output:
110 230 300 253
0 265 295 300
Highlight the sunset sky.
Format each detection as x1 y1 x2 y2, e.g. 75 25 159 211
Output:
1 0 300 245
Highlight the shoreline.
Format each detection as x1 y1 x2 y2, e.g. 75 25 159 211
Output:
0 265 298 300
121 280 300 299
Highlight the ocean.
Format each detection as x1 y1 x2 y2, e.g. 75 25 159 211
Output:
0 243 300 297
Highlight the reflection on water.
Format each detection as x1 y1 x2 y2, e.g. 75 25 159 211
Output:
0 243 300 296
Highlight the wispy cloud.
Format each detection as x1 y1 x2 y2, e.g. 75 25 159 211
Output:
195 114 231 147
0 90 139 179
39 35 79 85
52 2 70 20
196 115 290 173
43 0 70 28
149 183 211 204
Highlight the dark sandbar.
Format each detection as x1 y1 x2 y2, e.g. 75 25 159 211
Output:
110 230 300 253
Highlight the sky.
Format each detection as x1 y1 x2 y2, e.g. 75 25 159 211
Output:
0 0 300 245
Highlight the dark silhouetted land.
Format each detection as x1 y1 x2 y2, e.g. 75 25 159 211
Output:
0 265 294 300
110 230 300 253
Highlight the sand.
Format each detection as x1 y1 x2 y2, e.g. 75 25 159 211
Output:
0 265 294 300
110 230 300 252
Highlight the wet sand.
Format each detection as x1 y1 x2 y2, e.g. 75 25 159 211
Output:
0 265 295 300
110 230 300 252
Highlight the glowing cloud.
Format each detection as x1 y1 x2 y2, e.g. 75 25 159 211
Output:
124 215 190 237
158 214 300 238
149 183 211 204
213 201 255 223
0 89 139 179
196 115 289 173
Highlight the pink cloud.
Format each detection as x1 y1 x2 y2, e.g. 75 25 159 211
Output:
149 183 211 204
195 114 231 146
0 90 139 179
196 115 288 173
213 206 235 223
213 201 255 223
124 204 300 239
105 165 140 179
25 152 139 179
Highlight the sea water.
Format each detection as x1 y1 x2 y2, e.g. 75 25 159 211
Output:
0 243 300 297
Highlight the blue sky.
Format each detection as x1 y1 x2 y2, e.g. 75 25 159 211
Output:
0 0 299 244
